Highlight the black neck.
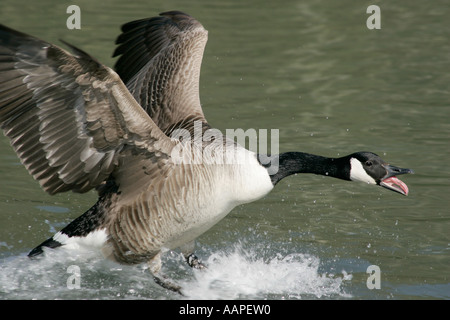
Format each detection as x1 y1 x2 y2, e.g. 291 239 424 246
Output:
258 152 351 185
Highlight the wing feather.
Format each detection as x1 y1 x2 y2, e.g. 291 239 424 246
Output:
0 24 174 195
113 11 209 134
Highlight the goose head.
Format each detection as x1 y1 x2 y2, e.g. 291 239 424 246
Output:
348 152 413 195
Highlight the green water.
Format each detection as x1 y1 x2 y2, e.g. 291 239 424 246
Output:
0 0 449 300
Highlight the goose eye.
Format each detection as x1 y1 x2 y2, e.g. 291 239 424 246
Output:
365 161 373 167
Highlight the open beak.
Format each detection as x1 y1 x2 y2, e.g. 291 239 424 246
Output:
379 164 414 196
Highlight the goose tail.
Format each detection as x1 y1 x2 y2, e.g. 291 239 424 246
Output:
28 194 111 258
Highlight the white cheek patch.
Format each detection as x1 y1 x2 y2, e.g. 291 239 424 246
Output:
350 158 377 185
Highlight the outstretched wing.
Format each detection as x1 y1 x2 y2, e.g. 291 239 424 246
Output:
0 24 174 195
113 11 209 135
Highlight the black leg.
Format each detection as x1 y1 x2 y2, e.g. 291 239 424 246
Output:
153 274 184 295
148 252 184 295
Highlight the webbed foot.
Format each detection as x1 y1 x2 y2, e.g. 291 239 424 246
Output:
185 253 207 269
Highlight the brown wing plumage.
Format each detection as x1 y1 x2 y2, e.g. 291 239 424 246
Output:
0 24 174 195
113 11 209 135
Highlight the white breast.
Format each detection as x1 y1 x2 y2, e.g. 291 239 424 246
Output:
162 145 273 250
227 147 274 204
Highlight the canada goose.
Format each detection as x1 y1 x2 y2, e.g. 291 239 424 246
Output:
0 11 412 294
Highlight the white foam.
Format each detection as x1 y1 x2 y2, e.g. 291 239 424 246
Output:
178 243 352 299
0 241 352 299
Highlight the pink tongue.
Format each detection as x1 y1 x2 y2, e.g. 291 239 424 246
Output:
383 176 409 195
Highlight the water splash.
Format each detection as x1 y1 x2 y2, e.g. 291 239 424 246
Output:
179 243 352 299
0 242 352 300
